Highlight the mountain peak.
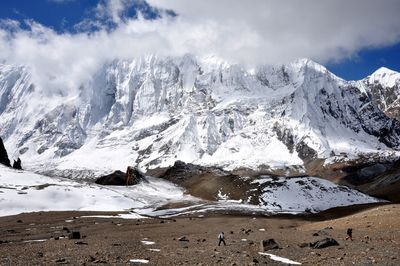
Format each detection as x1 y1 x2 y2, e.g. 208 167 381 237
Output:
291 58 329 73
369 66 400 87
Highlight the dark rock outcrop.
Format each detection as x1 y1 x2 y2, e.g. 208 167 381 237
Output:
0 137 11 167
260 239 280 251
12 158 22 170
310 237 339 249
95 166 144 186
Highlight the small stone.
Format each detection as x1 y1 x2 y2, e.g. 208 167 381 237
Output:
75 241 88 245
178 236 189 241
298 243 309 248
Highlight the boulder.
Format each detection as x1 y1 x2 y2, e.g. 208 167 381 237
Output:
310 238 339 249
95 166 145 186
260 239 280 251
0 137 11 167
68 231 81 239
12 158 22 170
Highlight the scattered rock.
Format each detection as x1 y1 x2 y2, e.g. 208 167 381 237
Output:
178 236 189 242
253 258 259 263
260 239 280 251
312 233 319 236
37 252 44 257
17 219 23 223
55 258 66 263
310 238 339 249
68 231 81 239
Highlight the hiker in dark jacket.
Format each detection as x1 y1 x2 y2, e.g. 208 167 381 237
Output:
346 228 353 241
218 232 226 246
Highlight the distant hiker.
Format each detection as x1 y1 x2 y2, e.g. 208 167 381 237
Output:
346 228 353 241
218 232 226 246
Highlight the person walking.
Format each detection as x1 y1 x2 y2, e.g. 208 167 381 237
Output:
218 232 226 246
345 228 353 241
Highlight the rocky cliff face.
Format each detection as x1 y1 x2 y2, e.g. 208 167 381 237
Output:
0 137 10 167
0 55 399 178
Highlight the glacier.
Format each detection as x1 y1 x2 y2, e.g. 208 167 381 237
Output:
0 55 400 178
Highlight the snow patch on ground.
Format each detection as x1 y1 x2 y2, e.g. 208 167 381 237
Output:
259 252 301 265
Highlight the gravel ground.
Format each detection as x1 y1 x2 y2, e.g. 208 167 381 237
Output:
0 203 399 265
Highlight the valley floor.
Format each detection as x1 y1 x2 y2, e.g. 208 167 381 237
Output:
0 203 399 265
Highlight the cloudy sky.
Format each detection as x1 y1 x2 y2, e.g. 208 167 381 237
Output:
0 0 399 91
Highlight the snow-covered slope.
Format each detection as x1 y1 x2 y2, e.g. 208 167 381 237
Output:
0 165 196 217
1 55 400 176
254 176 380 213
0 165 381 217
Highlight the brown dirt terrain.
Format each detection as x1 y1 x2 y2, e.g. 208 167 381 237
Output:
0 204 399 265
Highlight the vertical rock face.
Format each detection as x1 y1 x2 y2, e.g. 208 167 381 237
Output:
0 137 11 167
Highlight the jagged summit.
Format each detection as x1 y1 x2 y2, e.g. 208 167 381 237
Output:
0 55 400 176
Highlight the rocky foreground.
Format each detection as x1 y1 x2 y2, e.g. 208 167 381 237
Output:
0 203 399 265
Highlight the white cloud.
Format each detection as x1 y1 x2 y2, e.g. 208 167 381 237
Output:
0 0 400 94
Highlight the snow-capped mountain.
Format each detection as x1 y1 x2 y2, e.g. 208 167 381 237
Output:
361 67 400 121
0 55 400 177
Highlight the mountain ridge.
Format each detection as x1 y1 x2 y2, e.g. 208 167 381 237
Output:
0 55 399 179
